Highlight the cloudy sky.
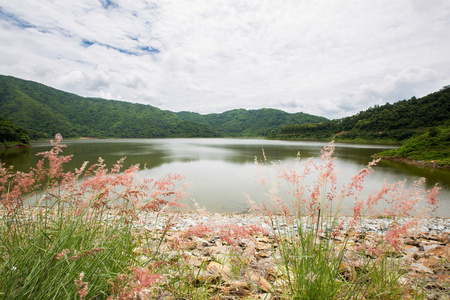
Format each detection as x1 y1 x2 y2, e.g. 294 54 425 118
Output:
0 0 449 119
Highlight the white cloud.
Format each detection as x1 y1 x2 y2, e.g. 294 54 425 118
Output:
333 66 442 116
1 0 450 119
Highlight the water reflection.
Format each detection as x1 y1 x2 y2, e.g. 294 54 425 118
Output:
1 138 449 216
379 159 450 190
0 147 32 169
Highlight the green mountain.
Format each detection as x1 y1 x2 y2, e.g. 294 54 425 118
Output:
0 75 328 139
0 75 223 139
0 116 30 148
272 85 450 143
176 109 328 137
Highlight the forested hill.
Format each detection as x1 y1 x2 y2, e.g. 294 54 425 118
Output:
0 75 220 139
0 75 327 139
0 116 30 148
176 109 328 137
273 85 450 143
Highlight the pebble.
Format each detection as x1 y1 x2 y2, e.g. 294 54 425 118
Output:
135 211 450 236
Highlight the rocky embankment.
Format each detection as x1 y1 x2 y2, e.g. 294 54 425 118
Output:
132 212 450 299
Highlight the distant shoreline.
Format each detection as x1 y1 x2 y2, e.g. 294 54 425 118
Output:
78 136 101 140
0 143 30 150
378 156 450 170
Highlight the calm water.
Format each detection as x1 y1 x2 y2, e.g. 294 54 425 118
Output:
1 138 449 216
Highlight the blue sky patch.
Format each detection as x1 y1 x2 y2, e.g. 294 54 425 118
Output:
82 39 95 47
0 7 35 29
81 38 158 56
140 46 160 54
99 0 118 10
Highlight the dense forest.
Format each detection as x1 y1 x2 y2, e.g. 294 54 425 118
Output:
0 116 30 148
0 75 327 139
176 109 328 137
271 85 450 143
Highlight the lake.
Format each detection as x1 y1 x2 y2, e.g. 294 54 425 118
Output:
1 138 449 217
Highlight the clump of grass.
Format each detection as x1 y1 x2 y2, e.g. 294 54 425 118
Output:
0 206 139 299
249 142 441 299
0 134 189 299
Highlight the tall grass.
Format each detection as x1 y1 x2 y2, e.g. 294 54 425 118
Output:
249 142 440 299
0 135 188 299
0 137 441 299
1 207 138 299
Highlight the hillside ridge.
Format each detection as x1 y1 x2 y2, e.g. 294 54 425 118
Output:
0 75 327 139
271 85 450 143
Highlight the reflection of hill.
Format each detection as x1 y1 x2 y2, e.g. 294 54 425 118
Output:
333 146 394 166
378 159 450 190
200 142 393 165
0 140 169 173
0 146 32 170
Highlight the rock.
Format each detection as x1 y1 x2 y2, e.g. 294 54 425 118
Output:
242 240 256 255
255 241 272 251
428 245 450 260
211 253 231 266
343 252 369 271
203 245 233 256
196 240 213 250
420 244 440 252
222 280 252 297
339 262 356 281
188 269 219 286
404 237 421 247
256 250 271 259
265 266 283 281
207 261 233 279
404 245 420 254
437 233 450 244
165 231 185 241
243 293 272 300
422 256 444 270
413 252 426 260
272 278 289 289
410 262 434 274
188 256 210 268
250 272 272 292
255 235 272 244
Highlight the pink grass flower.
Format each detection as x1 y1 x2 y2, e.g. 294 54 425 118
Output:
186 224 214 238
426 184 441 212
55 249 70 260
385 219 417 252
130 267 164 293
74 272 88 299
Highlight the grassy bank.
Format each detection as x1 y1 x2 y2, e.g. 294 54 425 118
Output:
0 136 446 299
375 125 450 168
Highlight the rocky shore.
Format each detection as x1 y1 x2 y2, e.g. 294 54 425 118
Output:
132 212 450 299
138 211 450 235
378 156 450 170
